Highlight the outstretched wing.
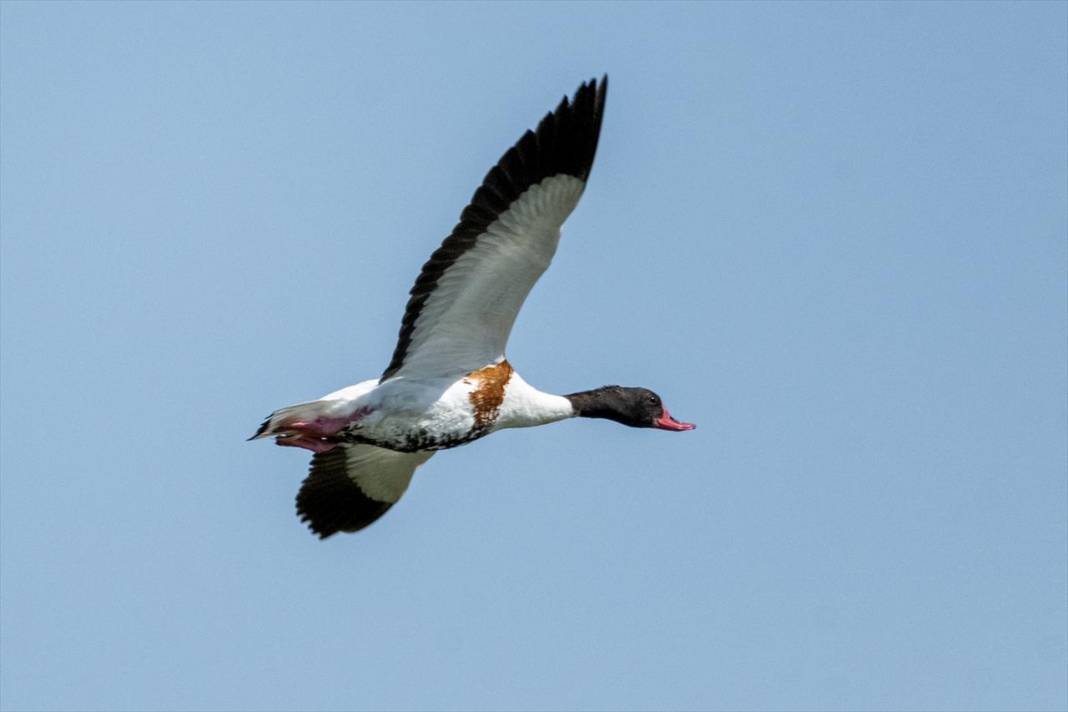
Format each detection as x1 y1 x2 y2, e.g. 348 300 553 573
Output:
381 76 608 381
296 445 434 538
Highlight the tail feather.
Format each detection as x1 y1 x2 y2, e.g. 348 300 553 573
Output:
248 400 343 441
248 416 273 440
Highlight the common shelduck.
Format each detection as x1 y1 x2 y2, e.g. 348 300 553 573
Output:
251 76 695 538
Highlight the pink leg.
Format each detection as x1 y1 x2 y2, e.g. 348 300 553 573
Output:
271 406 373 453
275 434 339 454
280 406 373 438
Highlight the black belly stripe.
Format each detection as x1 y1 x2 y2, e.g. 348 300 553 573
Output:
336 428 488 454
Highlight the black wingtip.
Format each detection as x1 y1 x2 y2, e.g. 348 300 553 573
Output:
295 448 396 539
298 510 338 539
379 75 610 381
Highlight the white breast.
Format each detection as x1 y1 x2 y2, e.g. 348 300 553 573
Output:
494 371 574 430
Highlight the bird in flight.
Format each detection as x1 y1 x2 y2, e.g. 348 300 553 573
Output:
251 76 695 538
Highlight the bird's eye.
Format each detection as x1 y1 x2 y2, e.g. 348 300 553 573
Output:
647 395 658 404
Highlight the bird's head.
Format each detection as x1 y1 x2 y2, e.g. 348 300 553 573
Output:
566 386 696 431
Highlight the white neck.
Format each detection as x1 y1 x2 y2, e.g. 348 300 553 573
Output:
496 371 575 429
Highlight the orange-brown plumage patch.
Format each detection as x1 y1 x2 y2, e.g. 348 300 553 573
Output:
467 360 514 431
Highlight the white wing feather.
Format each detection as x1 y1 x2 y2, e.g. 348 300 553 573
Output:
390 175 584 379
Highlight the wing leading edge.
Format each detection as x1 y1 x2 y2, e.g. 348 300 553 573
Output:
381 76 608 380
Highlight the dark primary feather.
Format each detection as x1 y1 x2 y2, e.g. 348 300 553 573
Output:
381 76 608 380
296 449 393 539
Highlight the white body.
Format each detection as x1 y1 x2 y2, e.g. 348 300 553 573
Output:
272 368 574 453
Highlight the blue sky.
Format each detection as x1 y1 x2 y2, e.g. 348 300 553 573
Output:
1 2 1065 711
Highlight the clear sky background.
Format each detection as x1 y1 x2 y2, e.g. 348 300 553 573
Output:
2 2 1066 711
